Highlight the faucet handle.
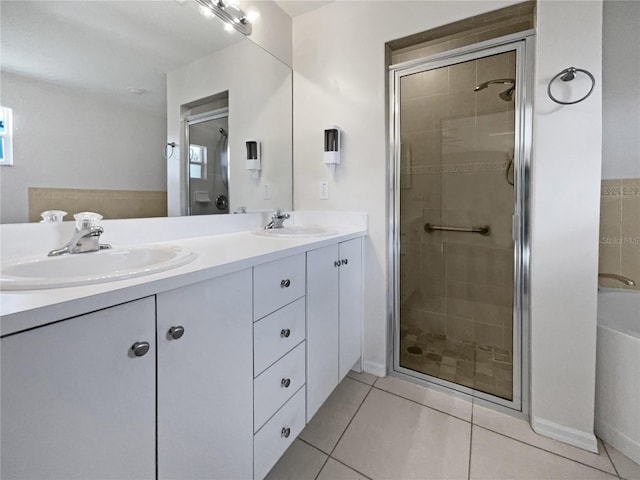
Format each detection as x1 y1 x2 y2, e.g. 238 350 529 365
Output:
74 212 103 230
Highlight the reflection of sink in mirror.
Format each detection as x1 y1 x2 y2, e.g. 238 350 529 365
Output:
0 245 195 291
253 226 336 238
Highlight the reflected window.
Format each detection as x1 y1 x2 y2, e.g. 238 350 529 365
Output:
189 144 207 179
0 106 13 166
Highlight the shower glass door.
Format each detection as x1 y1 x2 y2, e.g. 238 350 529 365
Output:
392 39 529 409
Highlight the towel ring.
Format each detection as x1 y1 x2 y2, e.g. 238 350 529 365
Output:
547 67 595 105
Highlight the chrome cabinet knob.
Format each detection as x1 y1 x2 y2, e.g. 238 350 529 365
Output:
281 427 291 438
280 279 291 288
168 326 185 340
334 260 341 268
342 258 348 265
131 341 150 357
281 378 291 388
280 328 291 338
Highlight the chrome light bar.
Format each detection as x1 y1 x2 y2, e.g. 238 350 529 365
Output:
195 0 252 36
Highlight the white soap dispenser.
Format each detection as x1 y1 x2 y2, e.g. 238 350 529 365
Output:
323 126 340 177
245 140 261 180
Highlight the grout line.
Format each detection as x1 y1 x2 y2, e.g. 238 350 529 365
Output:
601 441 622 479
346 374 377 388
313 454 331 480
473 424 620 478
372 384 472 424
328 384 374 458
298 437 332 457
327 456 375 480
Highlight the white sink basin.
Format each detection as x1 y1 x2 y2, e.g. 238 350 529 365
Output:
0 245 195 290
253 225 336 238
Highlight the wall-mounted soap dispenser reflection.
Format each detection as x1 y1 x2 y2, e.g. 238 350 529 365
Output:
323 126 340 177
246 140 261 180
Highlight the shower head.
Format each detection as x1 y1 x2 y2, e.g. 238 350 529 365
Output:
474 78 516 102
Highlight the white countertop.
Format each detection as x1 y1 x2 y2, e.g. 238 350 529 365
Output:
1 222 366 336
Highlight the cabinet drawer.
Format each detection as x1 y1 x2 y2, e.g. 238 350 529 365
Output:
254 297 305 376
254 341 306 432
254 253 305 320
253 387 306 480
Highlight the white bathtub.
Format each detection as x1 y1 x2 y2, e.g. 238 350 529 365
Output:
595 288 640 464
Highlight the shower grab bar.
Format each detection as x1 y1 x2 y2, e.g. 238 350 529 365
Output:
424 223 490 236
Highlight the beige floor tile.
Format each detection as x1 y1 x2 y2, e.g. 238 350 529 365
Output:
470 427 617 480
317 459 369 480
605 443 640 480
299 378 371 454
472 404 616 474
347 370 378 385
332 388 471 480
264 439 327 480
375 375 472 421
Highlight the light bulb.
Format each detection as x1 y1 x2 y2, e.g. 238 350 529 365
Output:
246 8 260 22
199 5 215 18
224 22 234 32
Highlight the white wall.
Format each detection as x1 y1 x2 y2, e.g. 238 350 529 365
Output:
530 1 602 451
166 39 292 216
602 0 640 179
0 72 166 224
292 0 522 377
241 0 292 66
293 0 604 450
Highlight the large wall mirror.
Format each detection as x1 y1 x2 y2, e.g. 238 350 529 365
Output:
0 0 292 224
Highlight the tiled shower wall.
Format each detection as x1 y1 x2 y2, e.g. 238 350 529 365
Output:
599 178 640 290
399 51 515 355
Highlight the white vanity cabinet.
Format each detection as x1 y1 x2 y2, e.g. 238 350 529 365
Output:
156 269 253 480
306 237 363 421
0 297 156 480
253 254 307 480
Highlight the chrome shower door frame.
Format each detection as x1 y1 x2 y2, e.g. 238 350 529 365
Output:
388 31 534 413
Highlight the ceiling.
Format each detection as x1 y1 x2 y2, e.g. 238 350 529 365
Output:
0 1 245 114
274 1 333 18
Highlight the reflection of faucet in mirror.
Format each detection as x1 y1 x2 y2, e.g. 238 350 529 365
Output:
264 209 290 230
48 213 111 257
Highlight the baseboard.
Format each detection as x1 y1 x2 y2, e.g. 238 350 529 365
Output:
531 416 598 453
362 359 387 378
595 418 640 465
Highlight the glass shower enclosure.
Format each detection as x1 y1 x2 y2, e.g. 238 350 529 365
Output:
390 37 532 410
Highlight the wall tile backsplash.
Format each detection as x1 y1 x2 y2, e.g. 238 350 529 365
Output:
599 178 640 290
29 187 167 222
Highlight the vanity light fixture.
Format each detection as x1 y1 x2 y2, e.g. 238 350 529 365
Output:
195 0 252 35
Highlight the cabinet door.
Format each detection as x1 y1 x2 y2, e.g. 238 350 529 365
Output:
157 269 253 480
306 244 339 422
1 298 156 480
339 237 363 380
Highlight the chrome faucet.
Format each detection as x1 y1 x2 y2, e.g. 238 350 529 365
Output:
48 219 112 256
598 273 636 286
264 209 290 230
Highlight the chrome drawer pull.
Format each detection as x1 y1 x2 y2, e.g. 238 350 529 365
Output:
131 341 150 357
281 378 291 388
281 427 291 438
280 279 291 288
280 329 291 338
168 326 185 340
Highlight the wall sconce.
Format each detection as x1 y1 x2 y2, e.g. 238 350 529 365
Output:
246 140 261 180
323 126 340 177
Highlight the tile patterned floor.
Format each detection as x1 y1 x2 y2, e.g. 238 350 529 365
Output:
266 372 640 480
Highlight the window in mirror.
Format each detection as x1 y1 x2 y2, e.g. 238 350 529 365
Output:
189 145 208 179
0 106 13 166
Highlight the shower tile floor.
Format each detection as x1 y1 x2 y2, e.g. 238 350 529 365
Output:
266 373 640 480
399 331 513 400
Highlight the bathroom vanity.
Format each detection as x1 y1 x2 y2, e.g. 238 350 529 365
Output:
0 212 366 480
